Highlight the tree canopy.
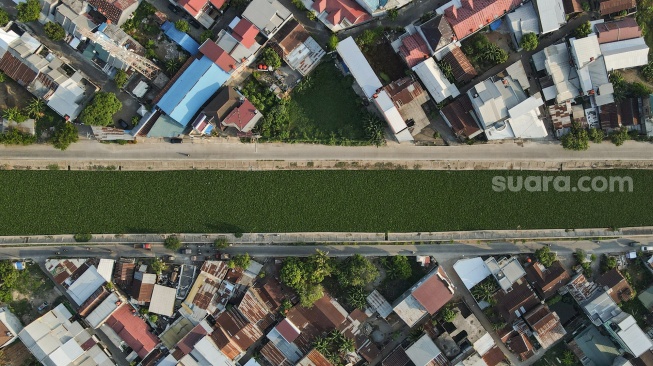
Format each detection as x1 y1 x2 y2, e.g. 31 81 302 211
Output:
383 255 412 280
0 9 10 27
44 22 66 41
561 121 589 151
175 20 190 33
79 92 122 126
51 123 79 150
259 48 282 69
534 246 556 267
17 0 40 22
520 33 538 51
114 69 128 88
327 34 339 51
280 250 333 307
164 236 181 250
574 21 592 38
0 261 19 302
228 253 251 269
336 254 378 288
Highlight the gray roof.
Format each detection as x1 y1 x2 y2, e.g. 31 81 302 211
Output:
506 1 540 46
242 0 291 37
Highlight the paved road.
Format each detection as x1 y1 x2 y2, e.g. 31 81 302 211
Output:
2 138 653 161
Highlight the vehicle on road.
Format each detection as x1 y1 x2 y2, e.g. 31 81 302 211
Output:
629 241 641 247
165 255 176 261
215 253 230 260
181 248 192 254
55 251 60 255
190 255 198 261
190 19 200 28
167 4 179 13
642 246 653 252
135 243 152 250
170 137 183 143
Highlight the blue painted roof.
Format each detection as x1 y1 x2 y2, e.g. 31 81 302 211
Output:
156 56 231 126
490 19 502 31
161 21 200 56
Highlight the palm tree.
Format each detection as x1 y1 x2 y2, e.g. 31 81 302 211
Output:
472 280 497 303
339 337 355 354
165 58 181 74
25 98 44 120
439 61 454 83
2 107 20 122
313 336 329 355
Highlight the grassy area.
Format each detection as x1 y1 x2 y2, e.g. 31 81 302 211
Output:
636 0 653 57
377 258 427 302
288 63 367 142
15 264 55 294
1 170 653 235
35 107 64 139
620 298 650 328
533 340 579 366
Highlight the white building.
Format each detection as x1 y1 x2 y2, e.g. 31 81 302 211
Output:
535 0 566 34
600 37 649 71
241 0 292 38
506 2 540 48
149 285 177 317
411 58 460 103
337 37 413 142
0 307 23 348
67 265 106 305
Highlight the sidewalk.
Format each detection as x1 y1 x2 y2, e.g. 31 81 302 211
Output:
1 226 650 246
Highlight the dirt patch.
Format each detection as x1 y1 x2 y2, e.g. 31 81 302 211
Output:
486 31 513 53
0 340 37 366
363 41 408 82
6 264 61 325
0 78 33 110
621 69 653 89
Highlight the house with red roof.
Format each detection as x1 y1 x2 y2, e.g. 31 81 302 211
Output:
392 266 455 327
305 0 371 32
213 16 264 69
104 304 160 359
177 0 225 28
398 33 430 68
443 0 522 40
88 0 139 27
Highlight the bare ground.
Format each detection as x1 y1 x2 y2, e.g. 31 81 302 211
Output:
0 78 33 110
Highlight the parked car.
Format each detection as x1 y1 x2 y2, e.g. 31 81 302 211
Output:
181 248 192 254
118 119 128 129
642 246 653 252
167 4 179 13
170 137 183 143
629 241 641 247
37 302 48 312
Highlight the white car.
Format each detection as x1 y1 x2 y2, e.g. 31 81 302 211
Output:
642 246 653 252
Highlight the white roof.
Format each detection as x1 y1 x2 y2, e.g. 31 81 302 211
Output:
543 43 581 103
67 266 106 305
473 333 496 356
506 2 540 45
536 0 566 33
86 293 120 328
336 37 383 99
241 0 291 36
243 359 262 366
0 29 19 53
157 355 178 366
97 259 115 282
508 95 544 119
453 258 491 289
542 85 558 101
509 112 548 139
149 285 176 317
373 91 410 134
584 291 619 324
505 60 530 90
405 334 443 366
47 78 85 119
460 352 488 366
0 307 23 344
613 313 653 357
191 336 235 365
570 34 601 69
412 58 460 103
367 290 393 318
393 295 428 327
46 338 84 366
600 37 649 71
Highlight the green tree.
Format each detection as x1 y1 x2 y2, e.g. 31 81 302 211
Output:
164 236 182 251
25 98 45 120
472 280 497 303
327 34 339 51
175 20 190 33
280 250 333 307
561 122 589 151
260 48 282 68
165 57 182 74
51 123 78 150
363 113 385 146
589 128 604 143
44 22 66 41
214 238 229 249
300 283 324 307
581 1 590 11
600 254 617 273
387 8 399 20
439 61 454 83
575 21 592 38
200 29 214 43
280 257 305 288
114 69 128 88
574 249 587 264
306 11 316 21
642 62 653 82
305 250 333 284
534 246 556 267
562 350 577 366
0 261 19 302
17 0 40 22
0 9 10 27
628 81 652 97
386 255 411 280
520 32 538 51
148 314 158 323
440 304 457 322
356 28 382 49
0 72 5 83
610 127 629 146
336 254 378 288
228 253 251 269
79 92 122 126
0 128 37 145
346 286 367 310
150 258 166 275
3 107 27 123
259 103 290 139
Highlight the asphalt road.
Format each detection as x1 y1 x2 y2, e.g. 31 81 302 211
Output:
2 139 653 161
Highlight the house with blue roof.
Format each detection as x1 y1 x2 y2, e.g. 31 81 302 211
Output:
161 21 200 56
156 55 230 126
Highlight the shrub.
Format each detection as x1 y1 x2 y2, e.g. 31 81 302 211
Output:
306 11 316 21
589 128 604 143
259 48 281 68
520 33 538 51
74 233 92 242
387 8 399 20
581 1 590 11
51 123 78 150
327 34 338 51
575 21 592 38
79 92 122 126
0 128 37 146
0 9 10 27
561 122 589 151
610 128 629 146
291 0 305 9
44 22 65 41
114 69 128 88
534 246 556 267
17 0 40 22
174 20 190 33
200 29 214 43
214 238 229 249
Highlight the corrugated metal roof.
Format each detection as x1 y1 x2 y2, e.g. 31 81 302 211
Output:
506 1 540 45
67 266 106 305
596 17 641 44
535 0 566 33
600 37 649 71
444 0 522 40
149 285 176 317
336 37 382 99
412 58 460 103
161 21 200 55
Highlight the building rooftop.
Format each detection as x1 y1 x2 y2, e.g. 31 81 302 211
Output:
535 0 566 33
67 265 106 305
296 349 333 366
393 267 455 327
583 290 619 325
399 33 430 68
506 1 540 46
599 37 649 72
161 21 200 56
149 285 176 317
444 0 522 40
485 257 526 291
312 0 370 27
570 325 620 366
609 312 653 357
232 18 259 49
441 46 477 84
131 271 156 304
105 304 159 359
412 58 460 103
599 0 636 15
595 17 641 44
367 290 393 318
405 334 448 366
0 307 22 348
524 305 566 349
494 280 539 323
525 261 570 299
199 39 236 73
417 15 454 54
241 0 292 37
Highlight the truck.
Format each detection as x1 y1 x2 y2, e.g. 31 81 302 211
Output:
134 243 152 250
